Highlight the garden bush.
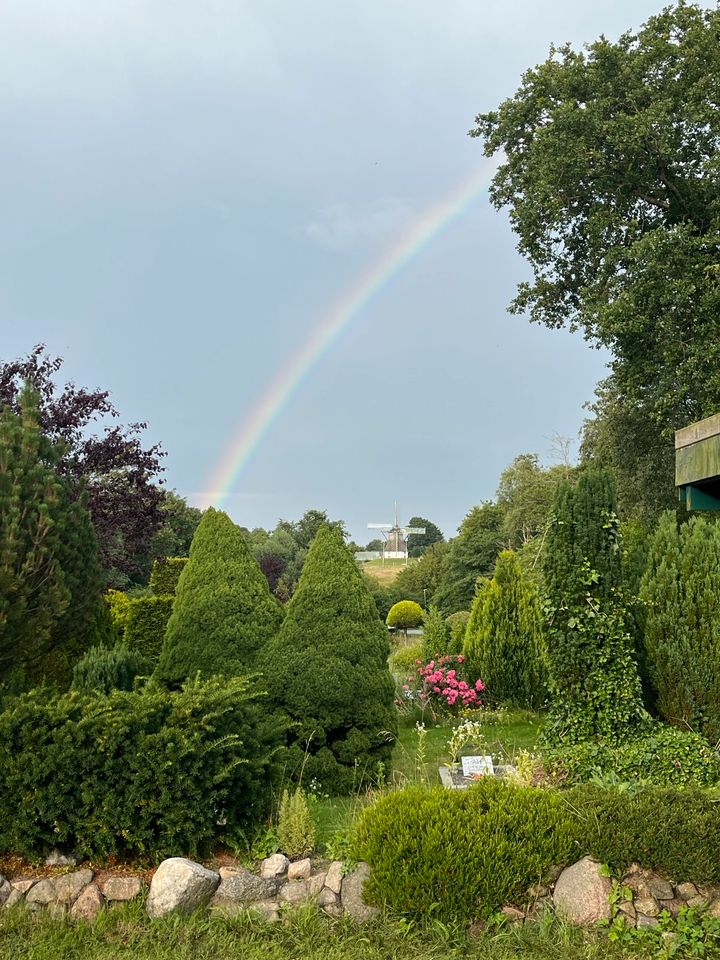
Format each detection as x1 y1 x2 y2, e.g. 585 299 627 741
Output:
464 550 547 709
149 557 188 596
545 723 720 787
156 508 284 685
386 600 424 639
420 605 449 658
124 595 174 662
445 610 470 655
71 643 147 695
0 676 283 861
353 780 576 922
262 525 396 794
568 782 720 884
388 640 424 676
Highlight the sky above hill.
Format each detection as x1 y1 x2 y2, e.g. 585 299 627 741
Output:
0 0 676 543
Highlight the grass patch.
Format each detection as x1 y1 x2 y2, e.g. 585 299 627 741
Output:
0 900 665 960
361 558 415 585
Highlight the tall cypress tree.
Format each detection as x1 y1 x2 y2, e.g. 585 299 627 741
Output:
0 385 104 687
154 508 284 685
541 469 646 745
463 550 547 708
261 525 397 794
640 512 720 742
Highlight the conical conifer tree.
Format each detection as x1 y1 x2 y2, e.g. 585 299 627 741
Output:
463 550 547 708
640 512 720 742
0 385 105 687
261 524 396 794
154 508 284 685
541 469 646 745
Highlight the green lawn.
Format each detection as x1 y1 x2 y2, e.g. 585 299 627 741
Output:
311 710 543 847
0 900 671 960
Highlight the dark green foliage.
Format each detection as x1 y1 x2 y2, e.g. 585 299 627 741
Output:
434 503 503 614
353 780 576 922
71 643 147 695
496 453 574 552
392 542 449 608
148 491 202 565
0 676 281 861
546 724 720 787
569 783 720 884
474 5 720 441
262 525 397 794
541 470 646 745
639 512 720 742
464 551 547 708
155 508 284 686
124 596 175 662
149 557 188 596
544 471 622 611
406 516 444 558
0 386 105 688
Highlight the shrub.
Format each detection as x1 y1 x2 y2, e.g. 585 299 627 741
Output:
639 512 720 743
149 557 188 596
386 600 424 639
105 589 132 640
420 605 449 658
71 643 147 695
353 780 576 922
463 550 547 708
545 723 720 787
568 782 720 884
124 596 174 662
155 508 284 685
388 640 424 676
0 676 282 862
261 525 397 794
402 654 485 716
277 788 316 858
445 611 470 655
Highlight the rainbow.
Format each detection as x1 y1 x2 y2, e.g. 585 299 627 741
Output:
199 163 494 509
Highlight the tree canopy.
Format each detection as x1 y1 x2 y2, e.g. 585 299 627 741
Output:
474 3 720 478
0 345 165 585
406 517 444 557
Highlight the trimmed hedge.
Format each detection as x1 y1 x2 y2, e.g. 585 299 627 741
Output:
149 557 188 597
0 677 282 862
353 780 576 922
545 724 720 787
124 596 174 662
569 783 720 884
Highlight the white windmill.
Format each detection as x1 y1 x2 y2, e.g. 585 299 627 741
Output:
368 502 425 561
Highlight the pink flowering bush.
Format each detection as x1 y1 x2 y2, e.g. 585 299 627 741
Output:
398 654 485 718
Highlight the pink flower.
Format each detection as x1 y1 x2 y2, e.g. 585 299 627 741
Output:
457 655 465 663
475 679 485 691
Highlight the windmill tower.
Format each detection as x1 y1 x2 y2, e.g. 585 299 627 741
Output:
368 502 425 561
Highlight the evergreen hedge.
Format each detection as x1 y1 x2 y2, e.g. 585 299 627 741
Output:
353 780 576 922
149 557 188 596
262 525 397 794
0 677 282 861
155 508 284 685
125 596 174 662
71 643 147 695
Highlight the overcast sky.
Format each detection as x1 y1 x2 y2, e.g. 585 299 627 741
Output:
0 0 675 543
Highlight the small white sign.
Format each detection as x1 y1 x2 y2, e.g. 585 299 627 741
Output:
461 755 494 777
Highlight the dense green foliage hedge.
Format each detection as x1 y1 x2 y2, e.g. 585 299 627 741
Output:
71 643 147 695
262 525 396 794
545 723 720 788
388 641 424 676
156 508 283 685
353 780 576 922
386 600 423 631
570 783 720 884
124 596 174 662
149 557 188 596
0 677 282 861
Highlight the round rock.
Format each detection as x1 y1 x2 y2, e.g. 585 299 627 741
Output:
553 858 612 925
146 858 220 919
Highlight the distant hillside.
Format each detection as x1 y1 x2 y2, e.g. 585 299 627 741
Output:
359 557 415 586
